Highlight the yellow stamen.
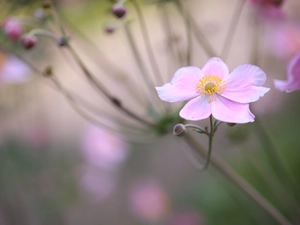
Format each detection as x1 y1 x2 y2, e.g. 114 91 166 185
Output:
196 76 226 103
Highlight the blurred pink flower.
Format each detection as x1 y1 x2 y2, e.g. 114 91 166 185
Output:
129 179 169 222
79 166 116 202
156 57 269 123
248 0 284 19
22 123 49 148
2 17 23 41
167 210 205 225
274 49 300 92
81 125 129 171
0 53 30 84
268 22 300 59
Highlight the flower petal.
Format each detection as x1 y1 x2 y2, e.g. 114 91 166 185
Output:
179 96 211 121
202 57 229 79
222 64 268 103
155 67 203 102
273 49 300 92
273 79 300 93
211 95 254 123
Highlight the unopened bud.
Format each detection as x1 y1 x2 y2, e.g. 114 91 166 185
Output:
56 37 68 47
111 3 127 19
271 0 284 7
111 97 122 107
20 34 37 50
2 17 23 41
227 123 236 127
44 66 53 76
34 8 45 20
105 24 115 34
42 0 52 9
173 124 187 137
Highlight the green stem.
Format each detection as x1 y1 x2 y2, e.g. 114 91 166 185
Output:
184 135 293 225
255 117 300 206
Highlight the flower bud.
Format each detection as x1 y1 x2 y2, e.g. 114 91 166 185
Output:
271 0 283 7
111 97 122 107
42 0 52 9
111 3 127 19
56 37 68 47
105 24 115 34
227 123 236 127
20 34 37 50
173 124 187 137
34 8 45 20
44 66 53 77
2 17 23 41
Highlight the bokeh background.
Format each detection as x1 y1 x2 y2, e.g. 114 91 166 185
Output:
0 0 300 224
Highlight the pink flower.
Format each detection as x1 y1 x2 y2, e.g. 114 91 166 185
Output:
81 125 129 171
0 53 30 84
2 17 23 41
274 49 300 92
156 58 269 123
167 210 204 225
129 179 169 222
268 22 300 59
79 166 116 202
248 0 284 20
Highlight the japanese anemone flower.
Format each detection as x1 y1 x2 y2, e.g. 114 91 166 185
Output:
156 57 269 124
274 49 300 92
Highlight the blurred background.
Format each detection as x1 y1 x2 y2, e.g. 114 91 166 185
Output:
0 0 300 224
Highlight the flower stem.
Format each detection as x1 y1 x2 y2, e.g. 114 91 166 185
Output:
221 0 245 61
66 44 155 127
175 0 193 66
122 22 165 111
131 0 164 85
182 2 217 58
184 135 293 225
255 117 300 207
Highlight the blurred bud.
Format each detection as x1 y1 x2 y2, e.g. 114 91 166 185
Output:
56 37 68 47
44 66 53 76
105 23 116 34
34 8 45 20
2 17 23 41
173 124 187 137
111 3 127 19
42 0 51 8
20 34 37 50
271 0 284 7
227 123 236 127
111 97 122 107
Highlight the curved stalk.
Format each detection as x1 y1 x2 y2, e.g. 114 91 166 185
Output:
221 0 245 61
131 0 164 85
184 135 293 225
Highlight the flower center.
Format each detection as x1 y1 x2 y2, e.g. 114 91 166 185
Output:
205 82 217 94
196 76 226 103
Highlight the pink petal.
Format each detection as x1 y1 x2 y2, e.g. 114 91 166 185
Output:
273 49 300 92
179 96 211 121
222 64 268 103
211 96 254 123
156 67 203 102
202 57 229 79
